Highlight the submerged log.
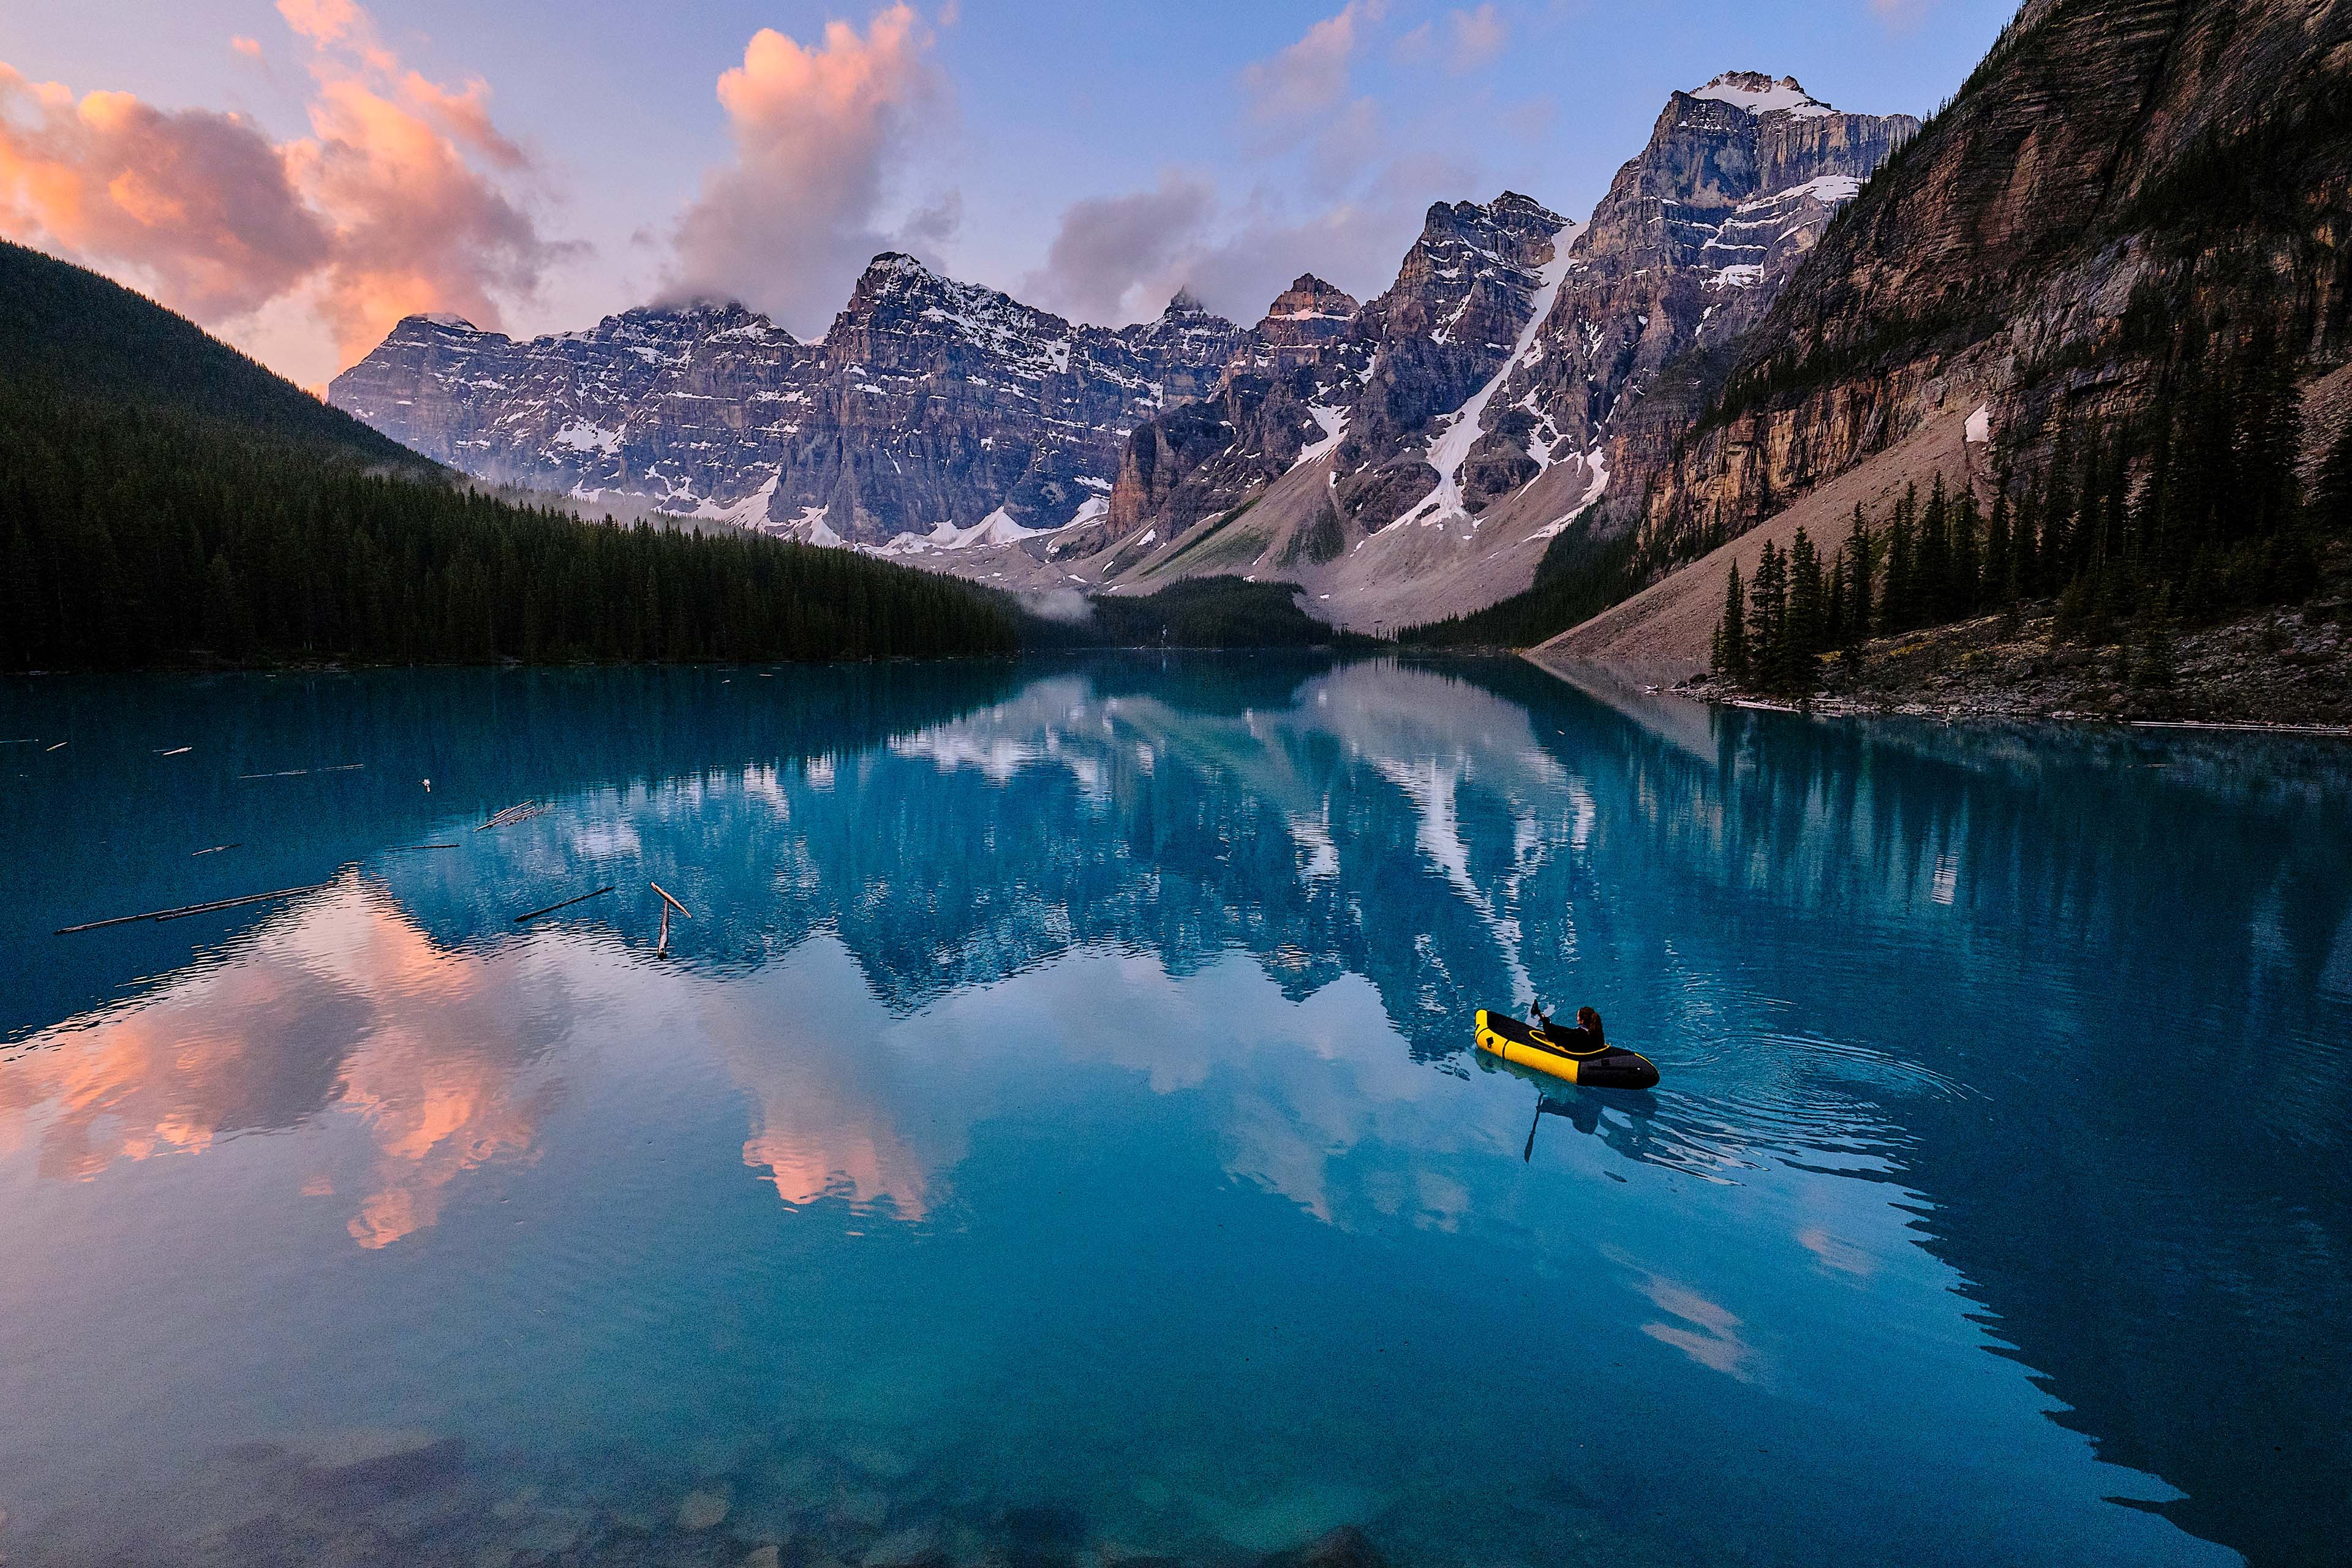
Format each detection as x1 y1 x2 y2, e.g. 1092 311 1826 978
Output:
513 885 615 924
56 881 330 935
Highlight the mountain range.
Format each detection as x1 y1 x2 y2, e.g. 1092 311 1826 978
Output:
331 72 1919 629
295 1 2352 682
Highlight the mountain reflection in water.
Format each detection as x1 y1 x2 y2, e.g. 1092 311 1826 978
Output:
0 657 2345 1568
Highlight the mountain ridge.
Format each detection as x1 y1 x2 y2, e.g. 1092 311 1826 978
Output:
328 72 1918 628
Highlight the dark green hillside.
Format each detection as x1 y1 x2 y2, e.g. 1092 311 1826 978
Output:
0 238 427 471
0 241 1020 669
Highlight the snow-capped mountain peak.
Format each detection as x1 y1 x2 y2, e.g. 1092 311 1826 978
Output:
1689 71 1835 118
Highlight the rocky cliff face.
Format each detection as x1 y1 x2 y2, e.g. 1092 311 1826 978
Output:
1491 75 1917 524
330 258 1243 548
1070 78 1910 620
1634 1 2352 556
1101 194 1573 549
328 304 816 514
329 70 1918 624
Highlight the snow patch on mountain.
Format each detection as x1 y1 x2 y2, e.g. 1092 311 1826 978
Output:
553 420 620 454
1405 221 1585 526
1692 72 1834 118
1292 405 1349 469
682 470 780 528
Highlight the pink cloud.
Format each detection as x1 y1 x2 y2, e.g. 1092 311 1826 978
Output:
287 74 565 362
669 4 948 334
0 63 329 318
0 0 567 374
1239 0 1386 123
1446 5 1508 74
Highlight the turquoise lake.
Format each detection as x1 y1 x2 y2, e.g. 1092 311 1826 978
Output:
1 656 2346 1567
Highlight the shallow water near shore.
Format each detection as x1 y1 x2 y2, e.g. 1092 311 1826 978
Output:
1 655 2346 1568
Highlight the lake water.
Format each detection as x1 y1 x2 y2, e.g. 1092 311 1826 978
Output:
1 657 2346 1568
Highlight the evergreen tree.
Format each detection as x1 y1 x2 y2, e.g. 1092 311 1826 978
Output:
1843 504 1874 643
2134 584 2177 688
1917 475 1952 623
1953 489 1983 616
2040 426 2076 597
1985 486 2014 606
1788 525 1825 671
2014 482 2043 600
1881 505 1916 633
1713 560 1749 685
1749 540 1792 692
2235 323 2304 545
1823 548 1847 652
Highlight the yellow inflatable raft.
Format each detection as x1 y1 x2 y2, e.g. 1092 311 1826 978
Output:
1474 1009 1659 1089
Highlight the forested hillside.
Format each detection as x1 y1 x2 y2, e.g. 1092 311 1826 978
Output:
1516 0 2352 685
0 241 1022 669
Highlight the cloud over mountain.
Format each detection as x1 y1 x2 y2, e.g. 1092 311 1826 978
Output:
668 4 949 336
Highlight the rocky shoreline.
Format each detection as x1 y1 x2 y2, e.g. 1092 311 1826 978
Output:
1670 590 2352 734
0 1428 1446 1568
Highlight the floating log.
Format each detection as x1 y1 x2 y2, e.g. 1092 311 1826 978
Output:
191 843 241 857
380 843 459 854
236 762 365 780
652 880 693 955
477 801 551 831
56 880 329 935
44 741 66 752
513 885 614 924
156 747 192 756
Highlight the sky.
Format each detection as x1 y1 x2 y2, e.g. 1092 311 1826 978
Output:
0 0 2018 391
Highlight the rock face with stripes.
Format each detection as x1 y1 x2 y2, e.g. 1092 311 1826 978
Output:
1059 78 1912 625
329 258 1245 548
328 70 1920 626
1633 0 2352 557
1102 193 1571 548
1501 75 1918 524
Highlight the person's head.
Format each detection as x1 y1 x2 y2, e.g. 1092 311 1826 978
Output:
1577 1006 1603 1042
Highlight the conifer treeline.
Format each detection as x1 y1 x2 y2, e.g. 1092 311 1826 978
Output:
1714 326 2346 695
0 238 1020 671
0 383 1024 669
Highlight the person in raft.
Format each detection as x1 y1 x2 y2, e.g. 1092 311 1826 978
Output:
1528 1002 1606 1052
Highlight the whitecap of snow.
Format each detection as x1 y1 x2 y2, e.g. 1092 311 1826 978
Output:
1692 74 1834 118
1966 404 1992 444
797 505 843 548
677 470 781 529
1414 221 1585 526
552 420 620 454
1777 173 1864 205
1527 449 1612 542
1291 405 1349 470
970 506 1042 546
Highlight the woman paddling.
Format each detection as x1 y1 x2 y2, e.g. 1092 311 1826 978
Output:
1528 1003 1605 1052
